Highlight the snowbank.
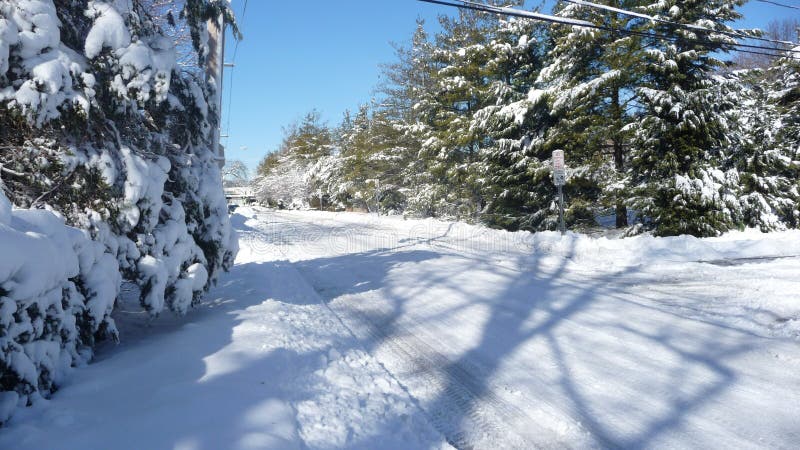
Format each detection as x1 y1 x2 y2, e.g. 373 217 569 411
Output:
0 191 119 425
528 228 800 267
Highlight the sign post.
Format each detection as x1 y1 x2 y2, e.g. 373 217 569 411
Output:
552 150 566 236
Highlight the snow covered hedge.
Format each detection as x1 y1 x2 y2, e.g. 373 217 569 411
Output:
0 0 238 423
0 191 119 425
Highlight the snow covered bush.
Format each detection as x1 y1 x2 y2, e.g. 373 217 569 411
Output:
0 0 238 422
0 190 119 425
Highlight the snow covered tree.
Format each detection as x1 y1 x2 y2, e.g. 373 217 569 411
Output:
0 0 238 420
379 19 441 216
222 159 250 187
768 47 800 226
722 69 799 230
467 16 557 231
628 0 750 236
535 1 651 229
413 5 507 219
254 111 333 208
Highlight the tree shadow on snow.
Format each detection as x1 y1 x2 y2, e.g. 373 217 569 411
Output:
291 232 764 449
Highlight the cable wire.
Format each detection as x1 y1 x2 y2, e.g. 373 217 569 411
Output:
564 0 799 48
754 0 800 11
418 0 798 59
224 0 248 142
468 0 800 55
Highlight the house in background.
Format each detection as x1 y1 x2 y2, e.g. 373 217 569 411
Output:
224 186 256 206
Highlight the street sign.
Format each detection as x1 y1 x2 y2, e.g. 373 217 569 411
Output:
552 150 566 186
552 150 567 235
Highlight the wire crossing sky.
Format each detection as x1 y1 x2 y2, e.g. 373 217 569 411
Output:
220 0 800 173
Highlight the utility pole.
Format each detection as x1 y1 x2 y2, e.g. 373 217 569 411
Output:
206 7 227 168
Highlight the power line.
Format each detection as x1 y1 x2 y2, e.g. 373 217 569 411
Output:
232 0 248 63
472 0 799 55
224 0 248 142
564 0 799 48
754 0 800 11
418 0 798 59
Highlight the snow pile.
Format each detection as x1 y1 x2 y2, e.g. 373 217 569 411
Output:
525 228 800 267
0 190 119 425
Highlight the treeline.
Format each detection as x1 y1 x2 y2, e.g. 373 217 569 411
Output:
255 0 800 237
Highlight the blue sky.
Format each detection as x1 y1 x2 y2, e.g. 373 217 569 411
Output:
220 0 799 173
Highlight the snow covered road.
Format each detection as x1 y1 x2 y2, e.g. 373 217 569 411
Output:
240 209 800 449
2 207 799 449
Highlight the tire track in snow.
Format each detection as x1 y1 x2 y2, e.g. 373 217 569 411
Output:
239 221 457 448
323 298 587 450
256 211 588 448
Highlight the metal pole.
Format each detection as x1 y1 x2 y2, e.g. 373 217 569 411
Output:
558 185 566 236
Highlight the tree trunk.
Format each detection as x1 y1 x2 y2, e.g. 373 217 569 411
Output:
612 87 628 228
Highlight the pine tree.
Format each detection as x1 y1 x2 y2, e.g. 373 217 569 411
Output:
468 16 557 231
333 104 374 210
418 6 505 219
723 69 799 230
254 111 333 208
376 19 440 216
628 0 749 236
771 49 800 226
539 1 649 229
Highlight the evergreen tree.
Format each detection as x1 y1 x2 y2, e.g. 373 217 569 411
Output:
376 19 440 216
628 0 749 236
416 5 505 219
254 111 333 208
723 69 799 230
771 48 800 225
539 1 649 229
468 16 557 231
0 0 238 418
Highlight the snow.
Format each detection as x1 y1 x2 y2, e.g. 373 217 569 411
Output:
84 1 131 59
113 37 176 103
120 147 169 228
0 190 10 224
0 190 119 418
0 0 95 123
0 392 18 425
3 0 176 123
12 0 60 59
2 208 800 447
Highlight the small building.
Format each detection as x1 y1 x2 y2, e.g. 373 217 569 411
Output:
224 186 256 205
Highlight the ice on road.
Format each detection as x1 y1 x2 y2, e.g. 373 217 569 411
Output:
2 207 799 449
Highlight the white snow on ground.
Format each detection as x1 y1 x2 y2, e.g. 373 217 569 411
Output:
2 207 800 449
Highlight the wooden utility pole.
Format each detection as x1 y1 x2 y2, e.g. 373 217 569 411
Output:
206 10 226 168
